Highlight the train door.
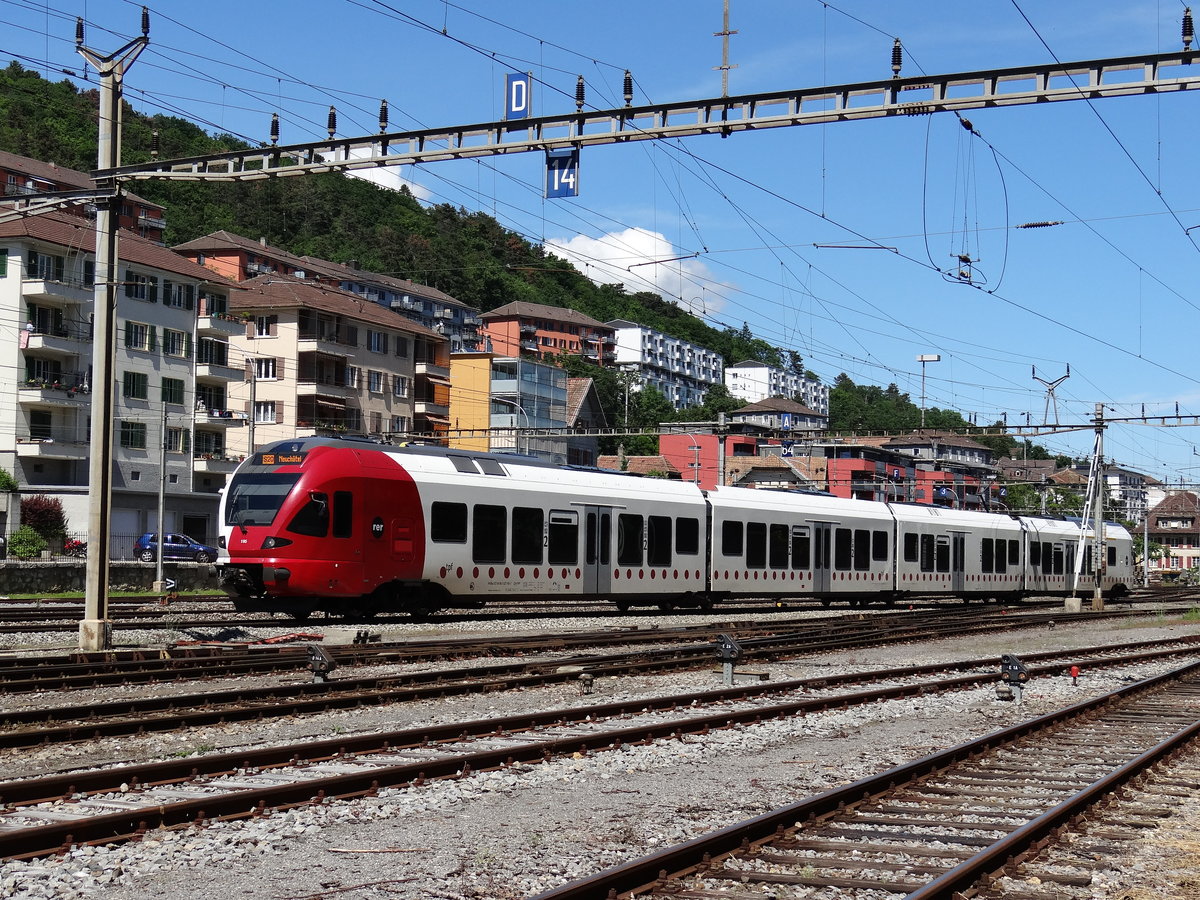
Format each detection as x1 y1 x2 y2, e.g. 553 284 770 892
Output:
581 505 613 596
811 522 833 593
951 532 966 594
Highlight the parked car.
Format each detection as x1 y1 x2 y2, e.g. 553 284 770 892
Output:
132 532 218 563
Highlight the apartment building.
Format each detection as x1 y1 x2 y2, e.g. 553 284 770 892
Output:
0 211 240 546
0 150 167 243
480 301 615 365
725 359 829 415
1148 492 1200 571
606 318 723 411
227 274 448 449
174 230 482 352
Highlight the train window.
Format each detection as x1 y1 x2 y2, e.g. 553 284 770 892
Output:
834 528 852 571
994 539 1006 574
224 472 301 527
981 538 994 574
449 455 480 474
903 533 919 563
769 524 788 569
586 513 597 564
286 491 329 537
647 516 672 566
872 530 888 561
548 511 578 565
333 491 353 538
746 522 767 568
1029 540 1041 567
919 534 935 572
853 529 870 571
477 458 506 476
722 520 744 557
511 507 544 564
1008 540 1020 566
600 513 611 564
617 514 643 566
472 504 507 563
935 536 950 573
1051 543 1065 575
431 502 467 542
791 527 810 569
1107 545 1117 566
1064 544 1075 576
676 518 700 555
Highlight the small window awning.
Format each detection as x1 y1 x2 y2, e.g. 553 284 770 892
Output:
420 414 452 424
423 373 452 386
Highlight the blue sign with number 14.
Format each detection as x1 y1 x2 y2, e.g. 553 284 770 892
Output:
546 148 580 198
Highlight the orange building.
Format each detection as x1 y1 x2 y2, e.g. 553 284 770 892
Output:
480 301 614 365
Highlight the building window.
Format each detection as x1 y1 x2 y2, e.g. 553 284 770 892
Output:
390 415 409 433
124 270 158 301
163 281 195 309
254 401 276 424
122 371 148 400
124 321 154 352
255 358 277 380
165 427 190 453
367 330 389 353
255 315 276 338
0 249 7 277
27 251 66 282
162 329 189 357
119 421 147 449
393 375 409 398
162 377 184 405
345 366 361 389
394 336 409 358
368 370 384 393
370 411 382 433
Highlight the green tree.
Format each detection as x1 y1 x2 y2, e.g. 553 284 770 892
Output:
20 495 67 548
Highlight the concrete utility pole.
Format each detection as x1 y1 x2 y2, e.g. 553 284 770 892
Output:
76 10 149 652
154 403 167 591
1091 403 1106 611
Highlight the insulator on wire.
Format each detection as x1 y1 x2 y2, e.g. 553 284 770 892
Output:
623 70 633 107
141 6 150 37
150 130 159 160
891 38 903 77
270 113 280 146
75 16 84 46
1184 8 1194 51
327 106 337 139
379 99 389 133
575 75 585 112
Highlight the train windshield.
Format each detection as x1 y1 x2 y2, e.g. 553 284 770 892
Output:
224 472 302 527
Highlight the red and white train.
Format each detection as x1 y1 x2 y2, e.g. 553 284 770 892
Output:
217 437 1134 619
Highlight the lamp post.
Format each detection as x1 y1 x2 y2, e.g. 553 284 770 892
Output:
491 396 530 455
917 354 940 430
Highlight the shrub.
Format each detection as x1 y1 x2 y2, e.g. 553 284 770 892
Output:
0 469 17 492
8 525 47 559
20 495 68 546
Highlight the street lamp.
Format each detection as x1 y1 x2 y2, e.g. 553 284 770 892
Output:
491 396 530 455
917 354 940 430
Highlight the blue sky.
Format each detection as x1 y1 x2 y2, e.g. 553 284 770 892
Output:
5 1 1200 486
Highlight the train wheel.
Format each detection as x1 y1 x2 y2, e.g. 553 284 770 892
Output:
614 599 631 613
696 594 713 611
657 599 676 612
289 609 311 623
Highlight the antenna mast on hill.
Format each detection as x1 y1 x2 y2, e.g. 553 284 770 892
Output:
1033 365 1070 426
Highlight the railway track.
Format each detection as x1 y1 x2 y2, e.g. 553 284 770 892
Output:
530 660 1200 899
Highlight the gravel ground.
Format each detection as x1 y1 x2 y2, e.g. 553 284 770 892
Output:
2 604 1200 899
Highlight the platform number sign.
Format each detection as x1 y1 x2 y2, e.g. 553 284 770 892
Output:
505 72 531 121
546 148 580 198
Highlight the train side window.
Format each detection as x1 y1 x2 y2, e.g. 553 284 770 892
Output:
903 533 919 562
853 528 870 571
769 523 788 569
722 520 744 557
1029 540 1041 568
548 511 578 565
935 536 950 573
511 507 544 565
994 539 1006 574
600 513 611 564
1008 540 1020 566
449 455 479 474
472 504 507 563
1043 542 1055 574
1064 543 1076 575
919 534 935 572
1052 543 1065 575
791 526 810 569
647 515 672 566
834 528 852 570
431 501 467 542
1107 545 1117 566
746 522 767 568
586 513 597 564
981 538 994 574
477 458 506 476
617 514 643 566
286 491 329 537
872 530 888 561
676 518 700 555
333 491 353 538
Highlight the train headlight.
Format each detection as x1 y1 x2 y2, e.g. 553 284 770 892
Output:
262 536 294 550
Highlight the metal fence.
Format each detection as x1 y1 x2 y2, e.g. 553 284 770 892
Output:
0 532 152 561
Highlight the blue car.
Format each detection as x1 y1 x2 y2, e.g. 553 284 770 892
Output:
133 532 218 563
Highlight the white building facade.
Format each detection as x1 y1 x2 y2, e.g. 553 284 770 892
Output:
725 359 829 415
607 319 724 411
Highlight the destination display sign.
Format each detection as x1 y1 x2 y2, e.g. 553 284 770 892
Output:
258 451 306 466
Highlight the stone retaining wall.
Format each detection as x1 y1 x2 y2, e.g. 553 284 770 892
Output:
0 561 220 594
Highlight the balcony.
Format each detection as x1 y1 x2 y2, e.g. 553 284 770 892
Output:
297 331 352 356
296 376 354 399
16 430 89 459
199 410 248 428
22 279 93 305
18 377 90 408
23 325 89 358
137 212 167 231
193 452 241 474
196 360 242 383
198 312 247 337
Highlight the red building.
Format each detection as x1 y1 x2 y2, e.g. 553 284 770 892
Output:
480 301 615 365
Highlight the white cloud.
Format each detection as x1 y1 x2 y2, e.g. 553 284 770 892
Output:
344 148 430 200
544 227 731 317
